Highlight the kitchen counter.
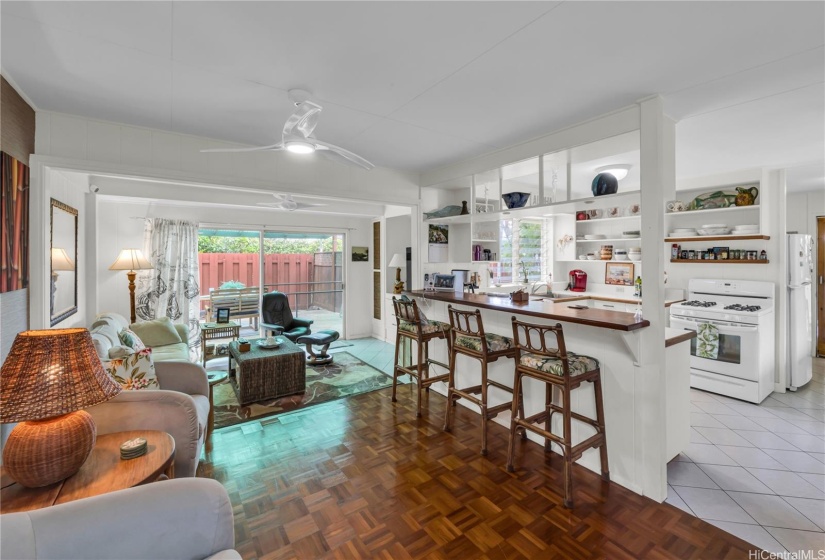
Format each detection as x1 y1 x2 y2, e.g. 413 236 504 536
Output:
534 291 684 307
400 290 691 501
407 290 650 331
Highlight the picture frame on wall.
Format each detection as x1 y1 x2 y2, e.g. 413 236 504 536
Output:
352 246 369 262
605 262 634 286
216 307 231 323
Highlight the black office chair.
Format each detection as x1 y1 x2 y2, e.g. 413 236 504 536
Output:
260 291 313 342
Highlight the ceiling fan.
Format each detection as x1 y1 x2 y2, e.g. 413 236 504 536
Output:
201 89 374 170
256 194 325 212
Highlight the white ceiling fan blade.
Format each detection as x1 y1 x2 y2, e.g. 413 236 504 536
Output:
283 101 322 139
201 143 283 153
314 140 374 170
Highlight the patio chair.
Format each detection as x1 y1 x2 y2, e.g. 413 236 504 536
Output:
261 291 313 342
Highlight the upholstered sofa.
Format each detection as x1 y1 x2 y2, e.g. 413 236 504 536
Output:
91 312 190 362
1 478 240 560
87 312 209 477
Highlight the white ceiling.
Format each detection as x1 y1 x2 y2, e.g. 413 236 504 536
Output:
2 1 823 183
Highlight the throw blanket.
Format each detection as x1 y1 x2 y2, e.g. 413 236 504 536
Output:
697 323 720 360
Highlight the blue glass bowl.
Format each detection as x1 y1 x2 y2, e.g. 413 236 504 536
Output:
502 192 530 209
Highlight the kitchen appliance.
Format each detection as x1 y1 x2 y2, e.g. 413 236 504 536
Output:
669 279 775 403
569 270 587 292
787 234 814 389
451 269 470 294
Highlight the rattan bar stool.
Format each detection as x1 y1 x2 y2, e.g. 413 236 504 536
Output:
391 297 452 418
506 317 609 509
443 305 524 456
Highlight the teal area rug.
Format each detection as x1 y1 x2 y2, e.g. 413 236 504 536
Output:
213 351 399 429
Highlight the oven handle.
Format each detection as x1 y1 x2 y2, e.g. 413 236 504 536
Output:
671 316 758 332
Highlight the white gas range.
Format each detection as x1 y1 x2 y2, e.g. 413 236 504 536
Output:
669 279 775 403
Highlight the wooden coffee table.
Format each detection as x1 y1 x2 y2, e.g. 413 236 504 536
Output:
0 430 175 514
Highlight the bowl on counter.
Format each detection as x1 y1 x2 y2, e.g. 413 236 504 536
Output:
502 192 530 209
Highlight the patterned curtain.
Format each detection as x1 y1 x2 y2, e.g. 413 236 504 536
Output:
135 219 200 358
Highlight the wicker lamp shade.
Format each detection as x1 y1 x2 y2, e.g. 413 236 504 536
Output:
0 328 122 487
1 328 121 422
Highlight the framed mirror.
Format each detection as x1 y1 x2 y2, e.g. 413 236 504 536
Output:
50 198 78 326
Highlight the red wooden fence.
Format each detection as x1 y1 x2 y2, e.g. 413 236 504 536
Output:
198 253 341 312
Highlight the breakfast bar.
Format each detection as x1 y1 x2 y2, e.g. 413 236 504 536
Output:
404 290 692 499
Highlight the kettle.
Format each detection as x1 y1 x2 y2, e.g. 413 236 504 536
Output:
569 270 587 292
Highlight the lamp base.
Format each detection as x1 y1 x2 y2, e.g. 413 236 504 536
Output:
393 281 405 294
3 411 96 488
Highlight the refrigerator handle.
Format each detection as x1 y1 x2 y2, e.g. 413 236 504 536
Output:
820 275 823 285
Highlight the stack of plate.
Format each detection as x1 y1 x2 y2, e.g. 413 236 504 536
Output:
669 228 697 237
732 224 759 235
622 230 640 239
697 224 731 236
584 234 606 240
120 437 148 460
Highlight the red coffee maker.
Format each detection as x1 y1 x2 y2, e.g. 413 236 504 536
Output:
569 270 587 292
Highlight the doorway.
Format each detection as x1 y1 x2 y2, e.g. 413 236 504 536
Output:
817 217 824 356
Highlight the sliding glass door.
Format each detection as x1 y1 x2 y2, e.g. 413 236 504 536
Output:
263 232 344 334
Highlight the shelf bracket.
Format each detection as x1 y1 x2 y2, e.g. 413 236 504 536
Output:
617 331 641 365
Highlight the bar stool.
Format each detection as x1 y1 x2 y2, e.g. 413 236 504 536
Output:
443 305 524 456
506 318 609 509
391 297 451 418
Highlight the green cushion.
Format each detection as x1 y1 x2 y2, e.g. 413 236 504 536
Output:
149 342 190 362
520 351 599 376
399 320 450 335
455 333 512 353
129 316 183 348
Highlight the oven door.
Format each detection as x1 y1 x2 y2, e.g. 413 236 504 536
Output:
670 315 760 381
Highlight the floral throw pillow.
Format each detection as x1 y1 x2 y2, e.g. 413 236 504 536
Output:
103 348 159 390
119 328 146 351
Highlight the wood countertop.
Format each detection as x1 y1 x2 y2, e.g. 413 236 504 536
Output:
406 291 650 332
665 327 697 348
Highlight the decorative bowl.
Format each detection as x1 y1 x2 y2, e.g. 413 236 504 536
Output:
502 192 530 209
591 173 619 196
586 254 597 260
614 254 628 261
628 253 642 261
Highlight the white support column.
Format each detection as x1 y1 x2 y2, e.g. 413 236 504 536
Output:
636 96 675 502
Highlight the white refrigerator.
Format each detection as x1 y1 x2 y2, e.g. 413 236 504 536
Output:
788 234 814 389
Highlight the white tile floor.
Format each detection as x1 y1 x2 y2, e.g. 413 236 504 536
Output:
667 358 825 554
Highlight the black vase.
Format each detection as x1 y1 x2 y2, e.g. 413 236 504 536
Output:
591 173 619 196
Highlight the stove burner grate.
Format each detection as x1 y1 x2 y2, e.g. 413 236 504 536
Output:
682 300 717 307
724 304 762 312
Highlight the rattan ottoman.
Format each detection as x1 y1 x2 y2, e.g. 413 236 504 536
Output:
227 340 306 405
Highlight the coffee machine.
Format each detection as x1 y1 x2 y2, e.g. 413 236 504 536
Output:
569 270 587 292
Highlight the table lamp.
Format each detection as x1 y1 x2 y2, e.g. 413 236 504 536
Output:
109 248 153 324
51 247 75 311
0 328 122 487
388 253 406 294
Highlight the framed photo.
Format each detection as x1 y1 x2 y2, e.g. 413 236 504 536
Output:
605 262 634 286
352 246 369 262
216 307 231 323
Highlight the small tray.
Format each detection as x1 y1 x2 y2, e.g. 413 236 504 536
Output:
256 339 282 349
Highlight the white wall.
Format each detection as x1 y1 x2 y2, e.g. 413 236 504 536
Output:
96 198 376 339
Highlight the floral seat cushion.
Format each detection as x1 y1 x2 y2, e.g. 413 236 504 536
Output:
520 351 599 377
399 320 450 335
455 333 513 353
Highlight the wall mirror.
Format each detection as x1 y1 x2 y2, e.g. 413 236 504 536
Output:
50 198 78 326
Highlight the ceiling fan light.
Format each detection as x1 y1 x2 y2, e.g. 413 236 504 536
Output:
285 141 315 155
595 164 631 181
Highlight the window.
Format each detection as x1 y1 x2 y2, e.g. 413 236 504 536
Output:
499 219 549 285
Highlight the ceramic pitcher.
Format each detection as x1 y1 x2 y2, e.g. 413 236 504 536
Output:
735 186 759 206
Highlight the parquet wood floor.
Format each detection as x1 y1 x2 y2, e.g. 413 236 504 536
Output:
198 385 755 559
